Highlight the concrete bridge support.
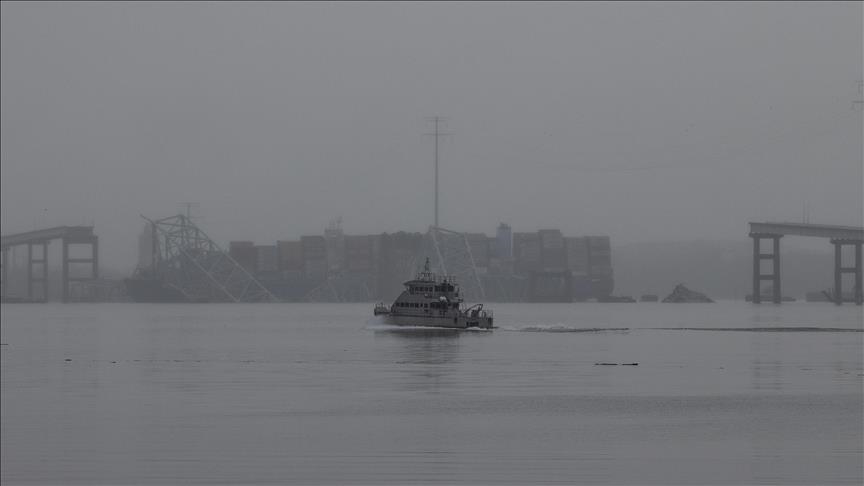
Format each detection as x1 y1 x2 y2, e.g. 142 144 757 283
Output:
27 242 49 302
831 239 862 306
1 248 7 300
749 222 864 305
61 236 98 303
1 226 98 303
750 233 782 304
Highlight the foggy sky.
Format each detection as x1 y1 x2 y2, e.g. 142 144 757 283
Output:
2 1 862 270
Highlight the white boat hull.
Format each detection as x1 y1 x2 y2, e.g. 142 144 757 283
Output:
379 313 493 329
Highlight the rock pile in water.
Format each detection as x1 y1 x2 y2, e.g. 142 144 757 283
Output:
662 284 714 303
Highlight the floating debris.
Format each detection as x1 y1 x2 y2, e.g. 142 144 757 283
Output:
662 284 714 303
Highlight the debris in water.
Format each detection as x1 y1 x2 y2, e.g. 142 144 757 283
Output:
662 284 714 303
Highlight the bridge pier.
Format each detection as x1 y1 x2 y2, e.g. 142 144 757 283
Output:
749 222 863 305
2 226 99 303
61 236 98 303
750 233 782 304
1 248 7 300
26 242 49 302
831 239 863 305
857 242 863 305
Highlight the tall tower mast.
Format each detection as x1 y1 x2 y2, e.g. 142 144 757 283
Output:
427 116 449 229
434 116 439 229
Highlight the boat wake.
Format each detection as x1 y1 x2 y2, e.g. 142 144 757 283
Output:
502 325 630 333
651 327 862 333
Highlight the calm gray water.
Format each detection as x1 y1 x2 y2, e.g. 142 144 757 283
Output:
2 302 862 485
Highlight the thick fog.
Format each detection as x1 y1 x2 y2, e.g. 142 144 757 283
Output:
2 2 862 271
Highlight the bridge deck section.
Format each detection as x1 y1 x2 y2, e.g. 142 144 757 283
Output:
2 226 96 249
748 222 863 241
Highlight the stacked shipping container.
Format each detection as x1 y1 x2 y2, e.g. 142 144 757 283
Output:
222 225 612 302
255 245 278 274
465 233 490 268
344 235 375 273
277 240 303 275
538 229 566 272
301 235 328 281
565 237 589 276
229 241 257 273
513 232 542 274
586 236 612 276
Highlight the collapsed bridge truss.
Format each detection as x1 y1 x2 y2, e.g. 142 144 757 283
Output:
139 214 278 303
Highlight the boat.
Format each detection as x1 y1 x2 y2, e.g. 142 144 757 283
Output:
373 258 494 329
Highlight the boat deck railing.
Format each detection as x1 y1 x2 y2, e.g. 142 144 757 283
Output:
415 272 459 284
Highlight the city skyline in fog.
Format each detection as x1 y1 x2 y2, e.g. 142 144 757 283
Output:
2 2 862 270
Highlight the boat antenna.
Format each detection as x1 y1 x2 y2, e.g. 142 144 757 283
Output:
424 257 431 273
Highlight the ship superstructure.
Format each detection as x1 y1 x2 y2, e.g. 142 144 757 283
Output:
373 258 493 329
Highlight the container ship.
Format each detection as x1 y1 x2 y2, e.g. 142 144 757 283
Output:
126 218 614 303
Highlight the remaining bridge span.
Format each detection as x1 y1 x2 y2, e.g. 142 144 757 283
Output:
748 222 863 241
748 222 863 305
1 226 98 302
